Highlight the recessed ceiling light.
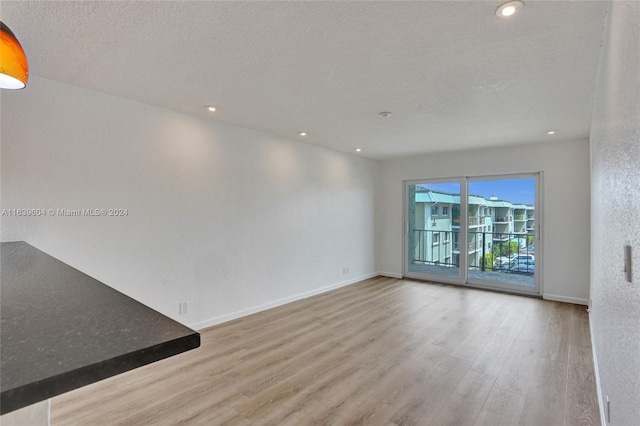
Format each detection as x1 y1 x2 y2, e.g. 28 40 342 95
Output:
355 148 362 152
379 112 392 118
547 131 556 135
206 105 217 112
496 1 524 17
298 132 307 137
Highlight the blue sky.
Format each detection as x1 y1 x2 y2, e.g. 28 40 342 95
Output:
417 178 535 205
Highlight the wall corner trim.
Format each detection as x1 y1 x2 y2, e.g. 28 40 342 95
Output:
377 271 403 279
189 273 378 331
590 311 607 426
542 294 589 306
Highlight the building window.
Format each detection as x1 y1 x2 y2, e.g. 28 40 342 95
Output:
442 206 449 215
432 233 439 244
431 206 438 216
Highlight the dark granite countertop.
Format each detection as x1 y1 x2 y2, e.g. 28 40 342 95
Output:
0 242 200 415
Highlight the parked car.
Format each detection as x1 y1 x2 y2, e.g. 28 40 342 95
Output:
493 256 512 270
512 254 534 263
508 258 535 274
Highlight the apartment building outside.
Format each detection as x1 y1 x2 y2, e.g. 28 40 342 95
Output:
412 188 534 272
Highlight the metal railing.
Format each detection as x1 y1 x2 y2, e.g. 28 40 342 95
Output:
412 229 534 274
413 230 459 268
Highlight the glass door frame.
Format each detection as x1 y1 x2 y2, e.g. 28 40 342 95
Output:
403 173 542 296
465 173 541 295
403 177 468 286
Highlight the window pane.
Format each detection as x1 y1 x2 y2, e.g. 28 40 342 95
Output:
467 177 535 287
407 182 461 279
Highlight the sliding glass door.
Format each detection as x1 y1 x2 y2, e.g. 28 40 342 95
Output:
405 174 540 295
405 179 465 285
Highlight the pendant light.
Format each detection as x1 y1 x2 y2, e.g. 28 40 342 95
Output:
0 21 29 89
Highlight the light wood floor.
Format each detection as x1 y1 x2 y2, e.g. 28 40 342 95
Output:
51 277 600 425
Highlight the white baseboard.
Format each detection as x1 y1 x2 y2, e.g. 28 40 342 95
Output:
377 271 403 279
589 311 606 425
542 294 589 305
189 272 378 330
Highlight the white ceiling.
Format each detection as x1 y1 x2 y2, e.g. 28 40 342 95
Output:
2 1 608 159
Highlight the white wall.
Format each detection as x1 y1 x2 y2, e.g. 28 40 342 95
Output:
377 139 591 303
589 1 640 424
1 76 378 329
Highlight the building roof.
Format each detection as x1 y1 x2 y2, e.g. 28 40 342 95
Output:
416 190 533 209
487 200 513 208
469 195 489 206
415 191 457 204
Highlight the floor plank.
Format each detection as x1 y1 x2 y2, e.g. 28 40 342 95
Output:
518 357 568 426
474 387 526 426
427 370 496 426
565 344 600 426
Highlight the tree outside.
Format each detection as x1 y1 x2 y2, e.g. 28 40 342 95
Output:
492 241 520 257
526 235 535 246
483 253 495 270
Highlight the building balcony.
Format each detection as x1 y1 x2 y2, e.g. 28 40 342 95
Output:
494 216 512 223
468 217 485 227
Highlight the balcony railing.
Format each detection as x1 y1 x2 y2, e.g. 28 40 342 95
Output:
411 229 534 274
412 229 456 267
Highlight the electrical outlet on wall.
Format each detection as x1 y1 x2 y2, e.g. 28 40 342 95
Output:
179 302 188 315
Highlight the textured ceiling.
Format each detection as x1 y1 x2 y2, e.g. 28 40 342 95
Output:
2 1 608 159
